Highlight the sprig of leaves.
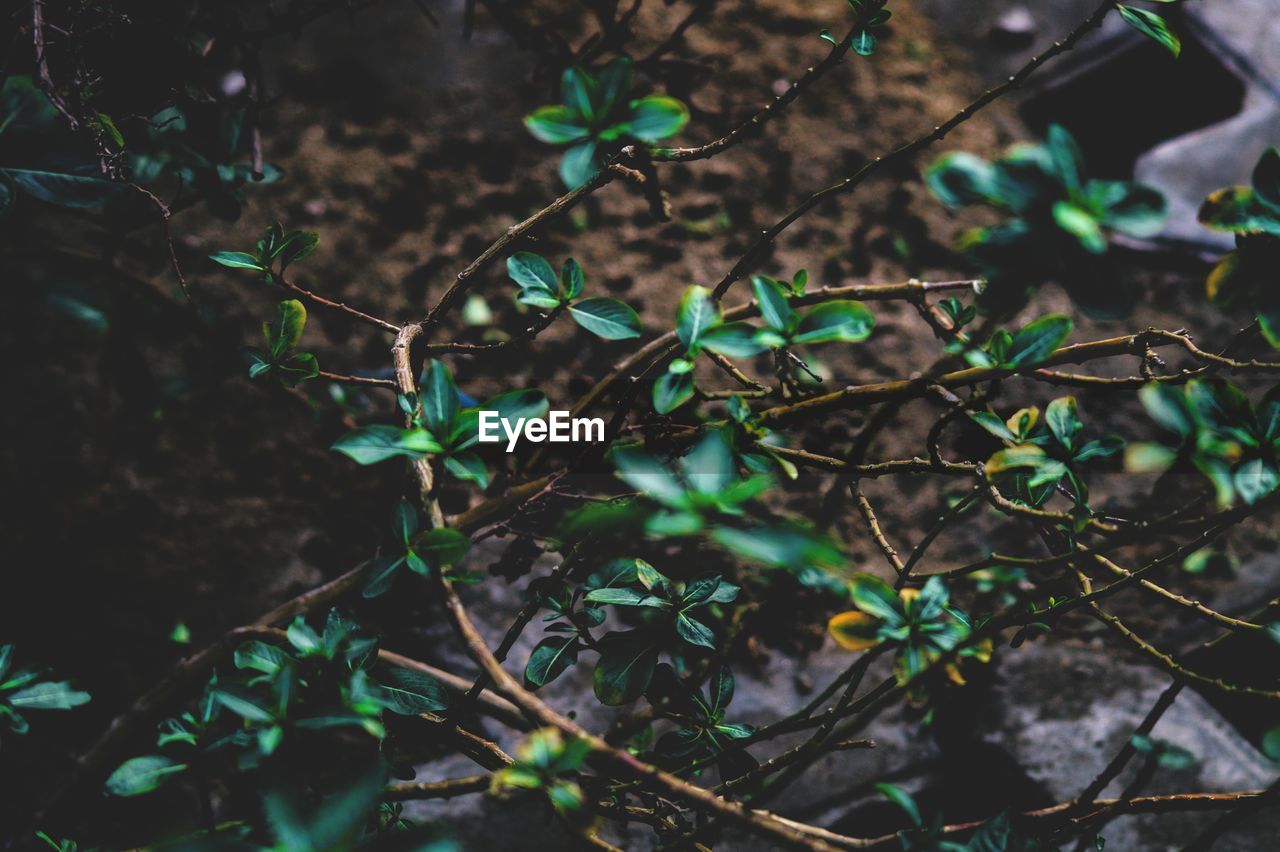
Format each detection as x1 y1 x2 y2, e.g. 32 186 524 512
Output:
507 252 642 340
0 645 90 737
249 299 319 386
210 221 319 278
524 57 689 188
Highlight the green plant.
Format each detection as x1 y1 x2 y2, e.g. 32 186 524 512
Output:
13 2 1280 850
0 646 90 737
1199 148 1280 345
926 125 1166 316
524 57 689 188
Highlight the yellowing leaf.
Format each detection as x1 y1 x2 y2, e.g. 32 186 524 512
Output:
828 611 881 650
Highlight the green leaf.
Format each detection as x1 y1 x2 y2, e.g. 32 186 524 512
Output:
1234 457 1278 505
561 258 585 299
847 573 903 625
1261 723 1280 761
1053 200 1107 253
525 636 581 689
654 371 695 414
1253 147 1280 210
595 58 635 118
377 668 449 714
584 588 669 608
524 105 590 144
969 411 1017 442
559 140 601 189
925 152 998 208
332 425 442 464
561 67 596 123
682 428 738 495
622 95 689 142
569 297 642 339
7 681 90 710
517 287 563 309
1045 396 1082 453
793 300 874 344
1045 124 1085 191
507 252 559 293
701 322 771 357
209 251 264 270
875 782 922 827
1197 187 1280 235
444 451 489 487
675 613 717 649
985 444 1048 474
214 687 274 722
278 231 320 270
413 527 470 570
266 299 307 358
1007 314 1072 366
3 167 122 208
851 28 878 56
234 640 292 675
1117 5 1181 57
105 756 187 797
1140 382 1195 438
1092 181 1167 237
422 360 461 436
751 276 797 333
593 633 658 705
361 555 405 598
677 285 720 349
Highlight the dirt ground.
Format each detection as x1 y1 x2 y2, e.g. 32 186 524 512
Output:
2 0 1272 839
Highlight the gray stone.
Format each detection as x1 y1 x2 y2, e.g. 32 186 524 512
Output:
990 7 1038 50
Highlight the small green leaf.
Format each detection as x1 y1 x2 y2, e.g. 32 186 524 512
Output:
851 28 878 56
847 573 903 625
561 67 596 123
701 322 770 357
793 301 874 344
875 782 922 827
413 527 470 570
209 251 264 270
1045 396 1082 453
969 411 1017 442
422 360 461 436
569 297 642 339
376 668 449 714
508 252 559 293
524 105 590 144
525 636 581 689
675 613 717 648
7 681 90 710
331 426 442 464
1007 314 1072 367
562 258 585 299
1253 147 1280 210
560 140 601 189
1117 5 1181 57
751 276 797 333
1053 201 1107 253
621 95 689 142
106 756 187 797
593 633 658 705
654 371 695 414
278 231 319 270
677 285 720 349
266 299 307 358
